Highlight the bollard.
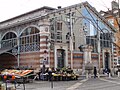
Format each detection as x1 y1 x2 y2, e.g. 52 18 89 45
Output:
51 80 53 88
89 73 91 78
97 73 100 78
118 72 120 77
5 82 7 90
108 73 111 78
50 76 53 88
22 77 25 90
86 71 88 79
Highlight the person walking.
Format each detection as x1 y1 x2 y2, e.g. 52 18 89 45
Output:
48 68 52 81
93 67 97 78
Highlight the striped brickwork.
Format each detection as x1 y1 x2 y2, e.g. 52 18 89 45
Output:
39 34 49 67
49 51 54 67
68 52 99 69
20 52 40 69
73 53 83 69
0 49 114 70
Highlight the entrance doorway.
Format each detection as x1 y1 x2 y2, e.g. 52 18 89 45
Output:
57 49 65 68
104 52 109 69
0 53 17 69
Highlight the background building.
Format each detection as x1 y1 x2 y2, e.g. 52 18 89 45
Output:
100 0 120 66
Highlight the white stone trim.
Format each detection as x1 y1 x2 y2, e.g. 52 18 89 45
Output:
102 48 111 69
54 43 68 68
40 44 47 46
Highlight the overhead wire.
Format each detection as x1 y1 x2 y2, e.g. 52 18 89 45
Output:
76 5 104 33
85 2 113 49
78 2 114 49
85 0 109 11
99 0 111 10
84 6 108 33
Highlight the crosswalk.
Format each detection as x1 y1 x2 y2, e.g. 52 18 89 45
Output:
100 78 120 85
66 77 120 90
66 79 88 90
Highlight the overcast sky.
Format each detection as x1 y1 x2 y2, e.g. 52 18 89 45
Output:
0 0 115 22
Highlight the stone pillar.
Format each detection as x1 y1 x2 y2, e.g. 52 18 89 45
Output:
82 45 93 75
39 19 50 68
109 73 111 78
83 45 93 63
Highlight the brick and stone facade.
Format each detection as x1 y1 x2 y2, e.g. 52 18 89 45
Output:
0 2 116 73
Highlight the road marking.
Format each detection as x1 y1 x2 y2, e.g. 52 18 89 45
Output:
66 79 88 90
80 79 88 82
66 82 82 90
100 78 120 84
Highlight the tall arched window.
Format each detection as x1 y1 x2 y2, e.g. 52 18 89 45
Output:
1 32 17 48
20 27 40 52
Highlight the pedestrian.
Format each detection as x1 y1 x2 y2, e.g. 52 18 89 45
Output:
48 68 52 81
93 67 97 78
38 69 42 80
107 68 111 77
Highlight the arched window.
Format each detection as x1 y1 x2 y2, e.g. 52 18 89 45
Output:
3 32 16 40
1 32 17 48
20 27 40 52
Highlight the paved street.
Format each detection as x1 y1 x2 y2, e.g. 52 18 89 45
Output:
75 78 120 90
13 76 120 90
16 79 83 90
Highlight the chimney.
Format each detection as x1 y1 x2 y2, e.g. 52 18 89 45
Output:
57 6 61 9
111 1 119 10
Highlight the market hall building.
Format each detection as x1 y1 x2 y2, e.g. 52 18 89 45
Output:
0 1 116 73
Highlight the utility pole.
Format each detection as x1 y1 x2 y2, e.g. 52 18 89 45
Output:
70 12 73 69
97 19 101 77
